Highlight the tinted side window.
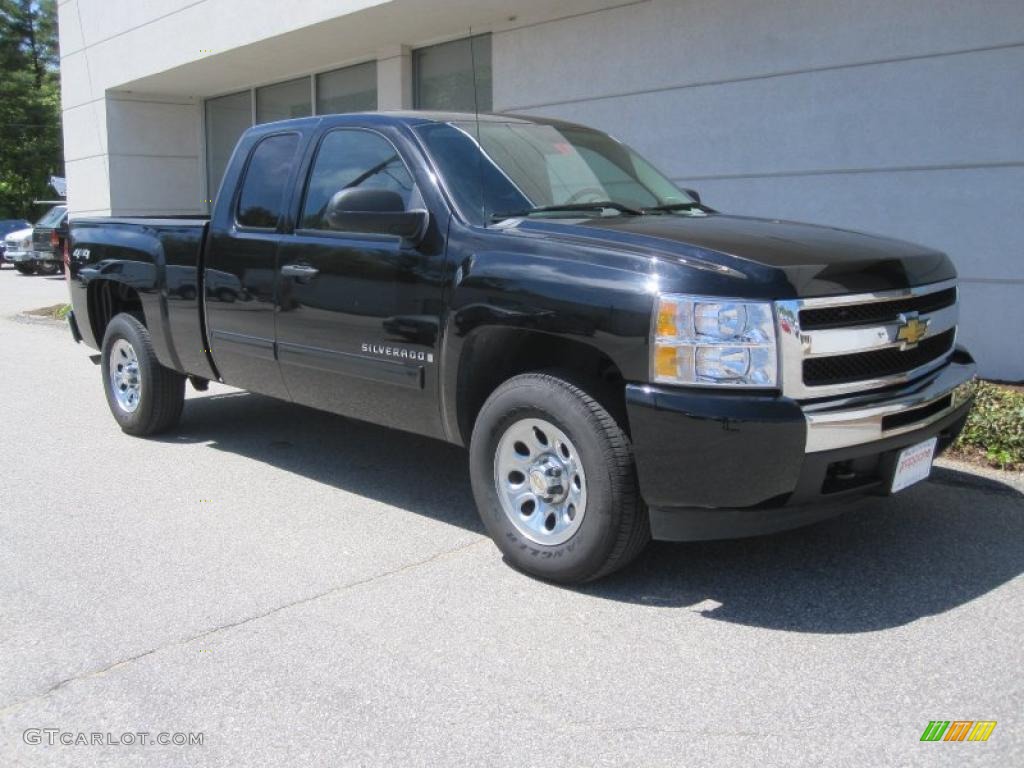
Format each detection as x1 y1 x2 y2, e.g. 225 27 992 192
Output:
300 129 416 230
237 133 300 228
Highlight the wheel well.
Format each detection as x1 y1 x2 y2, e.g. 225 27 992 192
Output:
88 280 144 343
456 328 628 444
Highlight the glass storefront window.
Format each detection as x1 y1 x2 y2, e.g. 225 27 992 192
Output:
256 77 312 124
207 36 496 211
317 61 378 115
205 90 252 205
413 34 492 112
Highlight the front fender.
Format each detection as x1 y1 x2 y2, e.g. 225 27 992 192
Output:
439 245 656 442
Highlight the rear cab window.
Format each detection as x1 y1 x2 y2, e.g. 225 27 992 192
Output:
236 133 301 229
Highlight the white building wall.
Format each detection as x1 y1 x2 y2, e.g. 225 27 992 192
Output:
58 0 1024 378
493 0 1024 379
57 0 397 216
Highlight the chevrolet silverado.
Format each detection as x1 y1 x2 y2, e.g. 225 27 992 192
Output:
65 112 977 583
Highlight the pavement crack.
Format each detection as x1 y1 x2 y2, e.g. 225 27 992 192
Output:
0 537 486 717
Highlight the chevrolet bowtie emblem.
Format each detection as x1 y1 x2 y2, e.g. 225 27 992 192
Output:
896 312 929 349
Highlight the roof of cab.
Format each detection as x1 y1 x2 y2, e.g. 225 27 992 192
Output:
246 110 588 134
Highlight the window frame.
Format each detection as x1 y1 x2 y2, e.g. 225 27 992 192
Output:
234 131 303 232
294 126 422 241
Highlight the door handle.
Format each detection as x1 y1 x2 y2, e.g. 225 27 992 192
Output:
281 264 319 280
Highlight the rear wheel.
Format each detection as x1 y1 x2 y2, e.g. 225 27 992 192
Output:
35 260 59 275
469 372 649 583
101 313 185 435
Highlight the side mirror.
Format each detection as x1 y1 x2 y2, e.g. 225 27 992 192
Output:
682 188 701 205
325 188 428 243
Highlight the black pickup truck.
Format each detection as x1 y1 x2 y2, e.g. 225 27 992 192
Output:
66 112 976 583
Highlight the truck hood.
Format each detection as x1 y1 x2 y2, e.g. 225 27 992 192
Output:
4 227 32 244
506 213 956 298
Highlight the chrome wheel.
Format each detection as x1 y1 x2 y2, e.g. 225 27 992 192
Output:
494 417 587 546
108 338 142 413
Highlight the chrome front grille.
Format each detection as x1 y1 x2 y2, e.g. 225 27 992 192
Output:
798 287 957 330
775 279 958 399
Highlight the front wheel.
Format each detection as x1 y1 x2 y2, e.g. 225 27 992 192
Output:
101 313 185 435
35 260 60 275
469 372 649 583
14 263 35 275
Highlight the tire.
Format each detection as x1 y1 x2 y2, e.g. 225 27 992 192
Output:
469 372 649 583
36 260 59 275
14 263 35 275
101 313 185 436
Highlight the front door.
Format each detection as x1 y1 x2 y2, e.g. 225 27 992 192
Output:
274 127 448 438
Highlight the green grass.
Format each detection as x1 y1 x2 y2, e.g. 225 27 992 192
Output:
24 303 71 321
952 381 1024 470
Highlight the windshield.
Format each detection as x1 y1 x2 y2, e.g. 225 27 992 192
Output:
415 120 694 224
0 220 29 235
34 205 67 228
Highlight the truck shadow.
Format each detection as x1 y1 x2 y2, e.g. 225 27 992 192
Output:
583 467 1024 633
166 391 1023 634
163 390 484 533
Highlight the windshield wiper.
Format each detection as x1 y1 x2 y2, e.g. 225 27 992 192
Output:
491 201 644 222
641 201 707 214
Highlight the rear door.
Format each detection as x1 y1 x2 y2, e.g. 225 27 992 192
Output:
205 132 302 399
274 126 448 438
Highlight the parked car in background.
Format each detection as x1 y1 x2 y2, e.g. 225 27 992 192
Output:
30 205 68 276
3 225 35 273
0 219 31 267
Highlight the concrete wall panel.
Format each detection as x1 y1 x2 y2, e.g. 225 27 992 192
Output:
105 98 201 159
56 0 1024 377
494 0 1024 110
63 156 112 215
107 155 204 214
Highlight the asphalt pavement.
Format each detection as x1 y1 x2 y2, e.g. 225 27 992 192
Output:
0 267 1021 767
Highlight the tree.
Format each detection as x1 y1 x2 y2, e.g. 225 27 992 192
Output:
0 0 62 219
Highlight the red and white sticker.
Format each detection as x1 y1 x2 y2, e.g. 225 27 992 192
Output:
891 437 938 493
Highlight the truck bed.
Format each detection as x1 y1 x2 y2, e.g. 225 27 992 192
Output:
68 215 216 381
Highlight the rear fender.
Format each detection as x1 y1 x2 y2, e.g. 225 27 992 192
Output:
70 224 179 371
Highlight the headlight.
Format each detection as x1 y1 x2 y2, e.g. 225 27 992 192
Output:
652 295 777 387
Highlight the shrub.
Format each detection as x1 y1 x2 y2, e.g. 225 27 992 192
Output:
953 382 1024 470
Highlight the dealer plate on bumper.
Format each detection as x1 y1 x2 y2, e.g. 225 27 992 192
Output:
890 437 938 493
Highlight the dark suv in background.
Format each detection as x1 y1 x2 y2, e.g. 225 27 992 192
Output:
31 205 69 276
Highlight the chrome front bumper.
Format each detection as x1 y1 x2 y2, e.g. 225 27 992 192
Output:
803 356 977 452
4 249 36 263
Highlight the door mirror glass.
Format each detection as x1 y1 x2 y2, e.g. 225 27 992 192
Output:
325 188 428 242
